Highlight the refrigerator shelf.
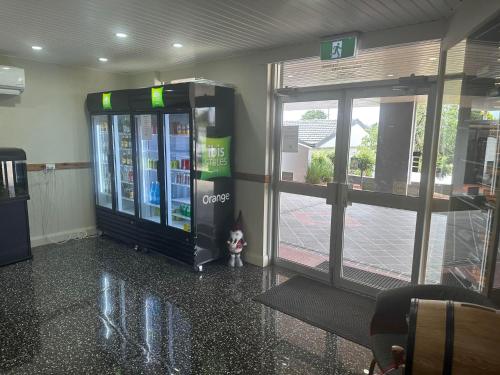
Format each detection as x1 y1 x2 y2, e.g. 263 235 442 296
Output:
171 169 190 173
121 181 134 185
144 202 160 208
172 197 190 204
172 183 190 188
121 197 134 202
172 213 190 221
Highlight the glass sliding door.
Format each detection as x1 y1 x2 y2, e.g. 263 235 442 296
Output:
93 115 113 209
136 114 160 223
275 97 340 279
334 92 430 292
113 115 135 215
164 113 192 232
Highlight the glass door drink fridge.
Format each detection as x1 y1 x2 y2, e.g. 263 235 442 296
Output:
92 115 113 209
112 114 135 215
87 83 234 271
136 114 161 223
165 113 192 232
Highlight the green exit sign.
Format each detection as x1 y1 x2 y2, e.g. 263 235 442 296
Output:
320 36 357 60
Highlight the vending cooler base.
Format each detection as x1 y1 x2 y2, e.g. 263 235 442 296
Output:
0 200 32 267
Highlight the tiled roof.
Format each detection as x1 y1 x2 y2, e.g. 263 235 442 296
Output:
283 118 369 147
283 119 337 147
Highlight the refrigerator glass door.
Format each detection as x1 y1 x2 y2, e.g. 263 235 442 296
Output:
136 114 161 223
112 115 135 215
164 113 191 231
93 115 112 208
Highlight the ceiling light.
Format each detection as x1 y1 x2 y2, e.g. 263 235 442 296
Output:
32 45 43 51
429 57 437 61
287 75 294 78
387 74 394 77
2 67 11 70
98 57 108 62
172 43 183 48
115 32 128 38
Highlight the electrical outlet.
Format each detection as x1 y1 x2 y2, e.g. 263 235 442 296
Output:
45 163 56 171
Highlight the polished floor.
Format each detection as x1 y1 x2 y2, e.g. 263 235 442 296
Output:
0 237 372 374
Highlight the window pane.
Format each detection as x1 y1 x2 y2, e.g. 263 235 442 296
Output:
426 37 500 292
347 95 427 196
281 101 338 185
341 204 415 289
278 192 331 272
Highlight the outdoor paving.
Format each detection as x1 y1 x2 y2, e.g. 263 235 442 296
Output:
279 193 488 288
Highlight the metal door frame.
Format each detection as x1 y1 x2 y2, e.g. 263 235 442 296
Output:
330 84 437 297
272 80 439 297
272 90 345 283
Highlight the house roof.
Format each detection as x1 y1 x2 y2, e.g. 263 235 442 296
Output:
283 118 368 148
284 119 337 147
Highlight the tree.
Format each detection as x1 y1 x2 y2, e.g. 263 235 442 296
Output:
436 105 459 177
301 110 327 120
360 124 378 150
351 148 375 181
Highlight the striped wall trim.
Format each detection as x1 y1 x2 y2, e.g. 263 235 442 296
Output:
27 162 91 172
233 172 270 183
27 163 271 183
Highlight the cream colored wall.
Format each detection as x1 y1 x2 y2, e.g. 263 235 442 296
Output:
0 56 131 246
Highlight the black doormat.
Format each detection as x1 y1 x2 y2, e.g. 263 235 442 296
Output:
253 276 375 348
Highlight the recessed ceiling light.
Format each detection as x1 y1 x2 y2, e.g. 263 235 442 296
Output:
115 32 128 38
172 43 183 48
98 57 108 62
387 74 394 77
2 67 11 70
287 75 294 78
429 57 437 61
32 45 43 51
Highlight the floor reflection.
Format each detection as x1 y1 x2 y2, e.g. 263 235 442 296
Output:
1 237 372 374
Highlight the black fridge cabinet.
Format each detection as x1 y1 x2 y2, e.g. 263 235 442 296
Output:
0 148 32 266
86 83 235 270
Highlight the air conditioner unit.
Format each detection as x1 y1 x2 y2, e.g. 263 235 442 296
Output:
0 66 25 95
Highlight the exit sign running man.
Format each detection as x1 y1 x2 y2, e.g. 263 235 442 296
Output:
320 36 357 60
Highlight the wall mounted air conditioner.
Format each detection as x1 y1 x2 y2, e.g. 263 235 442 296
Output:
0 66 25 95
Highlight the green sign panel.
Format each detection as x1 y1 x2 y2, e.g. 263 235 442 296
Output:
200 136 231 180
102 92 112 110
151 87 164 108
320 36 357 60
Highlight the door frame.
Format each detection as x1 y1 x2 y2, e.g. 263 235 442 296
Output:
272 79 439 297
330 84 437 297
272 90 345 283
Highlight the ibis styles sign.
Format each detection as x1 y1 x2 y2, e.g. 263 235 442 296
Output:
320 36 357 60
200 136 231 180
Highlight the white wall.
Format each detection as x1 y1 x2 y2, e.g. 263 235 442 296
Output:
0 56 131 246
281 144 310 183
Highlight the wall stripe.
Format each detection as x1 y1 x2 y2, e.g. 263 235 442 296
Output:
27 162 91 172
27 162 271 183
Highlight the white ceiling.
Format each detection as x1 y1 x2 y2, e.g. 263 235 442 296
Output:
0 0 463 73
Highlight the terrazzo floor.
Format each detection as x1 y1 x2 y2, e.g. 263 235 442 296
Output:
0 237 373 374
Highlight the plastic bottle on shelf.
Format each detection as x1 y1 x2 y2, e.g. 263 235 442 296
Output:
149 181 154 203
154 181 160 204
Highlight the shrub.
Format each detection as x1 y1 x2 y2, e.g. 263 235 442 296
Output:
305 151 333 184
